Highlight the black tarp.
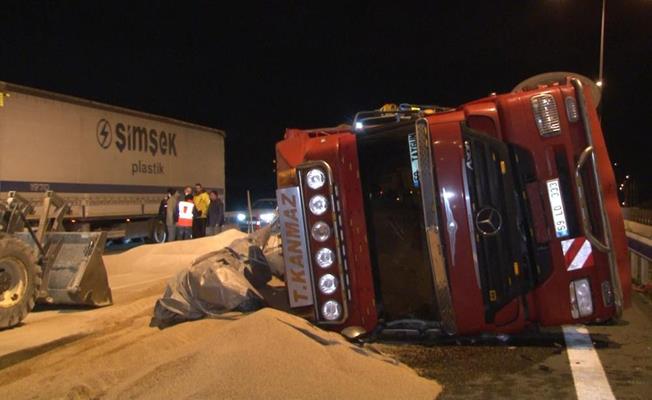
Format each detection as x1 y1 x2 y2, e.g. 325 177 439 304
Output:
151 226 275 328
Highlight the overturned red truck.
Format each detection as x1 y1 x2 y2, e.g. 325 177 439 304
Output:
275 73 630 338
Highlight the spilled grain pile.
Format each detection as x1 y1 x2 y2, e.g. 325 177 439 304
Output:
0 230 441 399
0 309 441 399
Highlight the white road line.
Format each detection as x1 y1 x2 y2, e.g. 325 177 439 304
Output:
562 325 615 400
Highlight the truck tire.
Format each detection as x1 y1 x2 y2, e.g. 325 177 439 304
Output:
147 220 167 244
0 235 41 329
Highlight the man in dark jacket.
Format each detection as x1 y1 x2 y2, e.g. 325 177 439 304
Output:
158 188 179 242
206 190 225 236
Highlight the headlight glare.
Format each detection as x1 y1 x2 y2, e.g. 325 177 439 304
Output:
306 169 326 190
318 274 338 295
308 195 328 215
260 212 276 223
236 213 246 222
321 300 342 321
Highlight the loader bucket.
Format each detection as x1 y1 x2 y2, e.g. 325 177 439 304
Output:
15 231 113 306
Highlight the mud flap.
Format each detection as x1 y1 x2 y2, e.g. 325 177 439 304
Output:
15 231 113 307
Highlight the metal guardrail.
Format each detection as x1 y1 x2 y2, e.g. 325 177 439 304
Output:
622 207 652 226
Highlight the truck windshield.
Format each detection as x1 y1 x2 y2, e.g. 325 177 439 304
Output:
356 124 439 321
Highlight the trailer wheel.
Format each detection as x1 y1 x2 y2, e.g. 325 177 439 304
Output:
147 220 167 244
0 236 41 329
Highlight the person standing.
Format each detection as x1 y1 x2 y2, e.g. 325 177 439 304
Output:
175 193 197 240
164 188 179 242
193 183 210 238
206 190 225 236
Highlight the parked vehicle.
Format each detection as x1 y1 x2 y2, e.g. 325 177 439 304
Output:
235 198 278 232
0 81 225 242
274 72 630 338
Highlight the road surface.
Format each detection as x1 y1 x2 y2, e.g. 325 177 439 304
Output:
0 232 650 399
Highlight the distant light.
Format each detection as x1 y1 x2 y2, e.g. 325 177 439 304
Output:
613 162 618 166
622 202 626 206
596 80 603 87
71 219 76 223
260 213 275 223
354 121 364 131
626 175 630 179
126 218 131 222
237 213 246 222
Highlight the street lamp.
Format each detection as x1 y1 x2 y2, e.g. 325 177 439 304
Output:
598 0 606 87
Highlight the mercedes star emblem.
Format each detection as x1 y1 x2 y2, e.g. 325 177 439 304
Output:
475 206 502 236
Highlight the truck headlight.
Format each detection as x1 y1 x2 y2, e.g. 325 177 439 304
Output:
318 274 338 295
306 169 326 190
260 213 275 223
237 213 246 222
308 195 328 215
569 278 593 318
531 93 561 137
311 221 331 242
315 248 335 268
322 300 342 321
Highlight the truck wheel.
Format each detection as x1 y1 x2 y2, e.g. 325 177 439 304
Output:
147 220 167 244
0 236 41 329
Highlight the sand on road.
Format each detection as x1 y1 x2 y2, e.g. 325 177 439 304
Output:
0 230 442 399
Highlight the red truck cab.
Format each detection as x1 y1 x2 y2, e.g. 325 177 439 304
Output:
275 74 630 338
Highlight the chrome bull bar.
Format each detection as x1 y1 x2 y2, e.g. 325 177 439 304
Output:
415 118 457 334
571 77 623 317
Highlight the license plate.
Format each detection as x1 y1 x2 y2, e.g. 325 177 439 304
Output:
546 178 570 238
276 186 314 308
408 133 419 187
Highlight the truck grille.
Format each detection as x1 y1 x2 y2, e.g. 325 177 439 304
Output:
463 125 530 323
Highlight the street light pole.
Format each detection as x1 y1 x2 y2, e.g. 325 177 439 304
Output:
598 0 606 86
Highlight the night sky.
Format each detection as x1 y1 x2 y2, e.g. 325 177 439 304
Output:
2 1 650 209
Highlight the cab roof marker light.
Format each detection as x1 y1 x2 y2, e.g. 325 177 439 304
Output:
306 169 326 190
322 300 342 321
531 93 561 137
565 96 579 122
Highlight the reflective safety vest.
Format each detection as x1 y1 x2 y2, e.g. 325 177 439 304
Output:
177 201 195 227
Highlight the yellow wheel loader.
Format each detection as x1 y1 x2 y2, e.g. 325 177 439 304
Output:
0 191 112 329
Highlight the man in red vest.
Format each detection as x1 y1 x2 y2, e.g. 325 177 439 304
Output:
175 193 198 240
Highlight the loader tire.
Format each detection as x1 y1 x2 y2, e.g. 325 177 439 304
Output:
0 235 41 329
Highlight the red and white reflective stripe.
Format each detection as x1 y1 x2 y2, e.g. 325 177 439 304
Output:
178 201 194 227
561 237 594 271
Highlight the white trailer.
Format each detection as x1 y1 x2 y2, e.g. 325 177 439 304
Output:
0 81 225 241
